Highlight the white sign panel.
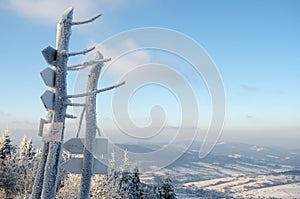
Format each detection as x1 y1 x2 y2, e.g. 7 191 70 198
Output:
60 158 82 174
63 138 108 155
61 157 107 174
95 138 108 155
63 138 84 154
42 122 63 142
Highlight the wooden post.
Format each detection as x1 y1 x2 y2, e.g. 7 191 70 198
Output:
41 7 73 199
79 51 104 199
32 7 102 198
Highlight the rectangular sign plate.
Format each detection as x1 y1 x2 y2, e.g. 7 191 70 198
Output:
42 122 63 142
63 137 108 155
61 157 108 174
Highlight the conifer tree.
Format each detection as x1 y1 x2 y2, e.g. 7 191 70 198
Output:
158 176 176 199
0 133 15 159
19 136 34 160
131 166 142 198
0 153 19 197
18 136 36 198
90 175 108 199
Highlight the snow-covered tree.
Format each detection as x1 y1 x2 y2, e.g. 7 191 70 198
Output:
106 150 120 198
131 166 142 198
56 151 73 194
19 136 34 160
0 154 20 198
116 170 132 198
0 133 16 159
122 149 129 172
88 150 147 198
109 149 116 173
113 151 144 198
17 160 37 199
157 176 176 199
56 174 81 199
17 136 38 198
90 175 108 199
106 170 119 198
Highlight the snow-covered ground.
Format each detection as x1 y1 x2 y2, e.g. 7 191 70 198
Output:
137 142 300 198
239 183 300 198
181 174 300 198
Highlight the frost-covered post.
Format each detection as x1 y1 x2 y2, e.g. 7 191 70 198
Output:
31 142 49 199
31 6 103 199
75 51 125 198
40 7 73 199
79 51 104 199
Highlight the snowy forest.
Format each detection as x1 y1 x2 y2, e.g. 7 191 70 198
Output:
0 133 176 199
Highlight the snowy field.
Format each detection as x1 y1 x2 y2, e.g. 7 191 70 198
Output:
138 142 300 198
181 174 300 198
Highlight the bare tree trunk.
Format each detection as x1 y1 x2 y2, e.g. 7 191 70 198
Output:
41 7 73 199
79 51 104 199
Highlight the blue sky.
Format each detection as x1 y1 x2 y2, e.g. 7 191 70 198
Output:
0 1 299 148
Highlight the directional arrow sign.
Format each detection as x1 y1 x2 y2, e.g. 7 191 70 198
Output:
63 138 108 155
61 157 108 174
41 46 57 65
40 67 55 87
63 138 84 154
40 90 54 110
94 139 108 155
93 158 108 174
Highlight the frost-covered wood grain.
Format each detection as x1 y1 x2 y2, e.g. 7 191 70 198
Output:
79 51 104 199
40 7 73 199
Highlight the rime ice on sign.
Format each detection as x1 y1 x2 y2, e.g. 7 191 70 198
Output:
63 138 84 154
40 67 56 87
61 157 108 174
42 122 63 142
40 90 54 110
63 137 108 155
41 46 57 65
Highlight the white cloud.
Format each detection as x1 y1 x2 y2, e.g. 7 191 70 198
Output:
2 0 126 23
97 39 151 80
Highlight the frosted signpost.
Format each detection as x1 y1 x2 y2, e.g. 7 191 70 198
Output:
32 7 125 199
31 7 100 199
64 51 124 198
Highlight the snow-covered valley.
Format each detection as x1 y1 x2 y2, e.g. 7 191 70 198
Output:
132 142 300 198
